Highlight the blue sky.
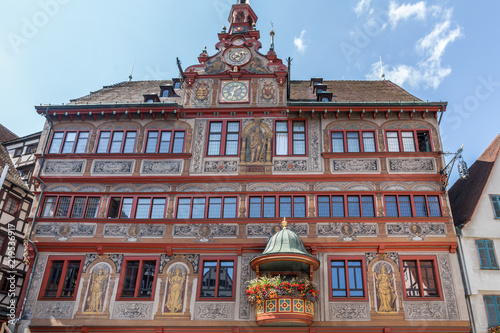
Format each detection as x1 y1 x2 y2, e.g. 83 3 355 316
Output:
1 0 499 183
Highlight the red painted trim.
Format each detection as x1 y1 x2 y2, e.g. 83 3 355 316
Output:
175 195 238 219
273 118 308 157
399 255 443 301
38 256 84 301
39 153 193 160
143 129 186 154
205 120 242 157
46 130 90 154
383 193 442 218
384 129 434 153
329 129 378 153
327 255 368 301
316 193 375 218
94 129 138 154
116 256 159 301
247 194 307 218
196 256 237 302
39 195 102 219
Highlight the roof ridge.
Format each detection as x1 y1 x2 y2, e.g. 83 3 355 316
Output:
478 132 500 162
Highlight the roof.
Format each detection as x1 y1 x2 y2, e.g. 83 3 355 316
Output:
3 131 41 146
0 144 29 191
67 79 422 105
449 133 500 227
0 124 18 143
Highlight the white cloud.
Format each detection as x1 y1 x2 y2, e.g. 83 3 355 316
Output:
388 1 427 28
294 30 307 53
354 0 372 16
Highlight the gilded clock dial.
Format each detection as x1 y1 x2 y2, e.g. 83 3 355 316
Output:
220 80 249 103
223 47 251 66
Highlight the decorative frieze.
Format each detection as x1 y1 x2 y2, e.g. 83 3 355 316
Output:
246 223 308 238
103 224 165 239
92 160 134 175
273 160 307 172
34 223 96 240
388 158 435 173
141 160 181 174
190 121 206 174
35 301 74 319
329 302 370 321
386 223 447 240
308 118 322 172
172 224 238 241
44 160 85 175
112 302 153 320
239 255 257 319
317 223 377 240
194 303 234 320
404 302 445 319
332 159 378 172
438 254 460 319
160 254 200 274
204 161 238 173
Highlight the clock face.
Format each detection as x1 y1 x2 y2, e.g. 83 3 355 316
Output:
223 47 251 66
220 80 249 103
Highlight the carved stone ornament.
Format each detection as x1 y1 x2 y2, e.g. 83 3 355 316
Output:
239 254 257 319
386 223 446 240
246 223 308 238
173 224 238 241
191 79 212 107
257 78 278 105
103 224 165 240
44 160 85 174
438 254 459 319
404 302 445 319
308 118 322 172
34 223 96 240
329 302 370 321
332 159 379 172
273 159 308 172
141 160 181 174
92 160 134 174
160 254 200 274
317 223 377 241
204 161 238 173
388 158 435 173
112 302 153 320
190 120 206 174
35 301 74 319
194 303 234 320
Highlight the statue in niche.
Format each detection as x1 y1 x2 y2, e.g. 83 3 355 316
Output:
249 124 266 162
85 268 109 313
375 265 396 312
165 268 186 313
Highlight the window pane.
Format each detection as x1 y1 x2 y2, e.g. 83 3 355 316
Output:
403 260 421 297
317 196 331 217
96 132 111 153
428 196 441 217
138 261 156 297
74 132 89 154
348 260 364 297
420 260 438 297
223 197 237 218
55 197 71 217
218 261 234 297
158 132 172 153
347 196 360 217
399 196 412 217
331 132 344 152
263 197 276 218
109 132 124 153
414 196 427 217
172 132 185 153
192 198 206 219
71 197 86 218
151 198 166 219
120 198 133 218
42 197 57 217
135 198 151 219
292 121 306 155
85 198 100 218
208 197 222 219
386 132 400 152
485 296 500 328
225 122 240 156
108 198 121 218
275 122 288 155
332 196 345 217
279 196 292 218
44 261 64 297
146 131 159 153
177 198 191 219
249 197 262 218
417 131 431 152
49 132 64 153
385 196 398 217
331 261 346 297
123 132 137 153
60 261 80 297
346 132 360 152
362 132 376 152
207 122 222 156
361 196 374 217
61 132 77 153
293 196 306 218
122 261 139 297
401 132 416 152
201 261 217 297
492 195 500 218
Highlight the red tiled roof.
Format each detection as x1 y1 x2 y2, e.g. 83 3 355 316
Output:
448 133 500 227
0 144 29 191
0 124 18 143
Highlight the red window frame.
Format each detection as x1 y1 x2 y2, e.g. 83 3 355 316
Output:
95 130 137 154
316 194 376 218
48 130 90 154
197 256 237 301
248 195 307 218
274 119 307 156
107 196 168 219
40 195 102 218
400 256 442 301
175 196 238 219
38 256 84 300
117 257 159 301
383 193 442 218
328 256 368 301
384 129 433 153
4 195 21 216
205 120 241 157
144 129 186 154
330 130 378 153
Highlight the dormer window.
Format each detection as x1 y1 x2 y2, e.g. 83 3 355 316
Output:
310 77 323 86
160 85 177 98
143 94 159 103
172 78 181 89
317 91 333 102
313 84 327 94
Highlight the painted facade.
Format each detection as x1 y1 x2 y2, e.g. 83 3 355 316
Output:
15 2 470 332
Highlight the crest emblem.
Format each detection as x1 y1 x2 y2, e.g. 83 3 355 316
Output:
195 82 210 101
261 81 275 101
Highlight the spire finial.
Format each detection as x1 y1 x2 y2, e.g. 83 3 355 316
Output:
281 217 287 229
270 21 275 51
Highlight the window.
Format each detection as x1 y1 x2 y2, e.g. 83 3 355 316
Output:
4 195 20 216
485 295 500 328
249 195 306 218
0 234 6 255
476 240 499 269
207 121 240 156
49 131 89 154
13 148 23 157
26 143 38 154
329 257 366 299
385 130 432 152
331 131 376 153
176 196 237 219
40 257 83 299
491 195 500 219
0 274 17 293
96 130 136 153
402 257 440 299
41 196 101 218
198 257 235 300
108 197 166 219
275 120 306 155
317 195 375 218
384 194 441 217
119 258 158 299
145 130 185 154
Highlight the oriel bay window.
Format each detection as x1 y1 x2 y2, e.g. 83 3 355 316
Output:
176 196 237 219
145 130 185 154
385 129 432 152
317 194 375 218
49 131 89 154
96 130 137 153
329 257 367 299
108 197 167 219
401 257 441 299
384 194 441 217
249 195 306 218
119 258 158 300
207 121 240 156
41 195 101 218
198 257 235 300
40 257 83 299
331 130 377 153
275 120 306 155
